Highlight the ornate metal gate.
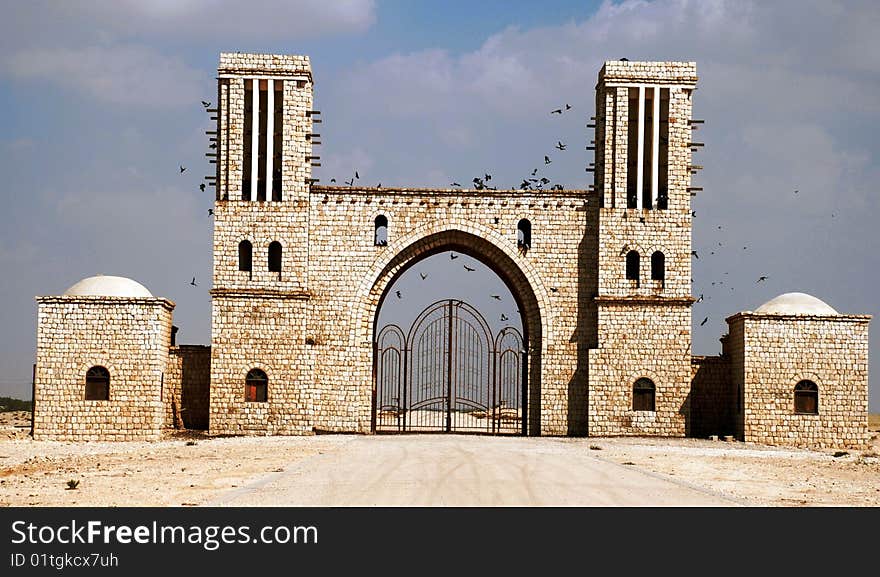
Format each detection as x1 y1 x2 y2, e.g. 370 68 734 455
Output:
373 299 525 434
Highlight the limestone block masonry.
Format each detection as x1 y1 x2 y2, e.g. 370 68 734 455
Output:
32 53 871 450
34 296 173 441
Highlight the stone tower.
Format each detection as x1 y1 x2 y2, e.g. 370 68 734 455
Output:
208 53 318 435
588 61 700 436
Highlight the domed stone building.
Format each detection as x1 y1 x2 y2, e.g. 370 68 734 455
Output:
32 54 871 449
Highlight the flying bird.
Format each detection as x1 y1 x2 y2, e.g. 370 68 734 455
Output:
550 108 562 115
501 314 508 321
565 103 571 110
190 277 198 287
691 250 699 259
555 141 567 151
345 178 354 186
207 208 214 216
330 178 336 183
450 253 459 260
491 295 501 300
531 168 538 176
201 100 210 108
544 156 551 164
619 244 629 256
355 171 359 179
463 264 475 272
696 294 704 303
451 182 461 187
700 316 708 326
396 290 402 298
756 276 768 283
179 165 186 173
420 272 428 280
550 287 558 293
199 183 206 192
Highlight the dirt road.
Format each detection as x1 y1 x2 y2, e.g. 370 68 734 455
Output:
2 411 878 507
211 435 739 506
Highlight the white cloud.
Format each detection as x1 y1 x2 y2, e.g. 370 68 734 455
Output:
6 44 206 109
52 0 375 43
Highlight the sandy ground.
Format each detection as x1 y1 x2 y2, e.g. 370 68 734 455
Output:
1 410 878 507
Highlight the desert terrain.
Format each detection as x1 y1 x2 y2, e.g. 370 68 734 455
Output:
1 411 878 507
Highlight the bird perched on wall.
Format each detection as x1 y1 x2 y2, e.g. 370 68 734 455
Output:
550 287 558 293
463 264 475 272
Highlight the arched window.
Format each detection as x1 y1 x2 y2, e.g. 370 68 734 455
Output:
238 240 253 272
245 368 268 402
85 366 110 401
651 251 665 281
794 380 818 414
374 215 388 246
626 250 640 282
517 219 532 251
633 378 655 411
268 241 282 275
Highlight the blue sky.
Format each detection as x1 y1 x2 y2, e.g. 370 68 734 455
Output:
1 0 878 412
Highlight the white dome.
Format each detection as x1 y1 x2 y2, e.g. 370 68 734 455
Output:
754 292 838 315
63 275 153 298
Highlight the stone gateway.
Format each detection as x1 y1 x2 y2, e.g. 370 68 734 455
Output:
33 53 870 449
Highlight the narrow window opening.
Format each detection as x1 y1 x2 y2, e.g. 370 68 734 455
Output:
257 80 268 201
626 250 640 284
633 378 655 412
245 369 268 403
242 79 253 200
374 215 388 246
642 90 654 209
238 240 253 276
658 88 669 209
272 81 283 202
794 380 818 415
651 251 665 281
626 87 639 208
268 241 282 279
85 366 110 401
517 219 532 253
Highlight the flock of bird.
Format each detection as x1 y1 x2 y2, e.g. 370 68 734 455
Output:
184 93 791 338
391 252 518 324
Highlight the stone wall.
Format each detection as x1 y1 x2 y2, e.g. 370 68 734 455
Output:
728 313 870 449
588 303 692 436
689 355 735 438
164 345 211 430
34 296 173 441
209 296 313 435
